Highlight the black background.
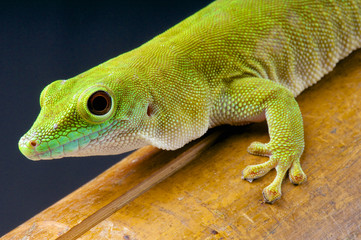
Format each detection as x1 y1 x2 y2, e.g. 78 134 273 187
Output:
0 0 211 235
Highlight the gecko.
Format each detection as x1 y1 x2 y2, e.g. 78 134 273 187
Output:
18 0 361 203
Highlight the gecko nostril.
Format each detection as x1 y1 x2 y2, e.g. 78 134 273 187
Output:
30 140 37 147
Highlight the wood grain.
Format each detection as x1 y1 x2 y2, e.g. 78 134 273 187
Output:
2 50 361 240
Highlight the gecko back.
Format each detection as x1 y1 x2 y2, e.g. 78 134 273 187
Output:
161 0 361 95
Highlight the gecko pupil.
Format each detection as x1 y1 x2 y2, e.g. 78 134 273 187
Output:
88 91 112 115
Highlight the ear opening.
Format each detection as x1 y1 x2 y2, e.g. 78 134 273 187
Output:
147 103 154 117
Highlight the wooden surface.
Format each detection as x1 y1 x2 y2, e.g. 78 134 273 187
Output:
3 50 361 240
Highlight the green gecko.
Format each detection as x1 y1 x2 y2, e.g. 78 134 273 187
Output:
19 0 361 203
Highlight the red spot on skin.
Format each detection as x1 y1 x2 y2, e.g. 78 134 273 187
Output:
292 173 306 184
294 175 302 181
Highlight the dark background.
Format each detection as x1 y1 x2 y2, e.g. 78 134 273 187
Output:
0 0 211 235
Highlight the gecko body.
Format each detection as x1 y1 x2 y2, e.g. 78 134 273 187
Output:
19 0 361 202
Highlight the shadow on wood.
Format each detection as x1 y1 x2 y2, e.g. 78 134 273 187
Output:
2 50 361 240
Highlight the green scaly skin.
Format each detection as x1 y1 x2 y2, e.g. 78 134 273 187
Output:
19 0 361 203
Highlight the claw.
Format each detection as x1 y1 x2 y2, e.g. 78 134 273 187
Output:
241 176 253 183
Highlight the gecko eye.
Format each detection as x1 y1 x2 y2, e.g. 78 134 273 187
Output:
78 86 115 123
87 91 112 115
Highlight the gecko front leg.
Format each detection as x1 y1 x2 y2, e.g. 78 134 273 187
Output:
212 77 307 203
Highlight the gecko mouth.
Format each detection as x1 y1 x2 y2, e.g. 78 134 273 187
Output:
18 122 115 161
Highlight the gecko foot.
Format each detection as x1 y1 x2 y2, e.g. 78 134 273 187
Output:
242 141 306 203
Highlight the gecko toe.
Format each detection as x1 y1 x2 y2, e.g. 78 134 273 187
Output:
263 185 282 204
289 158 307 185
242 157 277 180
247 141 272 156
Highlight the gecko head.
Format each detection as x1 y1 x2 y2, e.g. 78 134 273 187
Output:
19 72 150 160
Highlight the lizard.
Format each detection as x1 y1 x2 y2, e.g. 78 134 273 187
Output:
18 0 361 203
